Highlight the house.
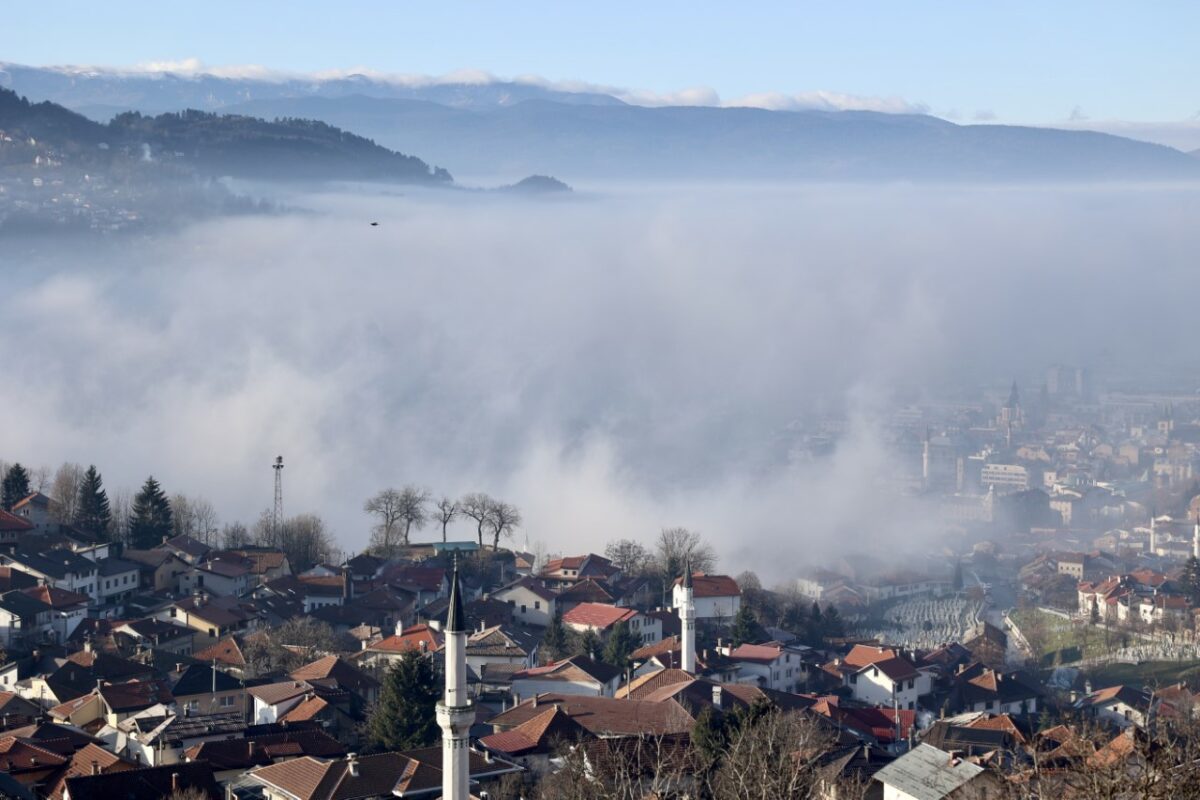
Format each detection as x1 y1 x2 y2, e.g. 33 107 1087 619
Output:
464 625 537 673
491 577 557 627
166 662 245 716
479 704 588 776
158 594 258 640
290 654 381 707
117 708 248 767
0 590 52 648
1 547 98 604
950 663 1041 716
511 656 622 698
247 680 347 725
0 733 68 790
360 624 443 668
184 729 345 783
62 760 222 800
258 575 345 614
248 749 521 800
121 549 190 593
193 636 248 676
22 585 89 641
180 559 252 598
562 602 662 644
539 554 620 591
9 493 53 532
0 510 35 550
555 578 618 615
220 547 292 583
94 558 140 609
872 743 997 800
156 534 211 565
831 645 931 711
671 574 741 621
722 641 807 692
44 742 136 800
1075 684 1153 730
112 619 194 655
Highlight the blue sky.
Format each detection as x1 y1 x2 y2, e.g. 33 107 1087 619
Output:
4 1 1197 124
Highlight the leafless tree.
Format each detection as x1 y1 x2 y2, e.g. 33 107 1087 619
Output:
433 496 459 542
536 734 695 800
487 500 522 550
708 708 831 800
48 462 85 524
604 539 652 577
365 486 430 555
655 526 717 587
110 488 132 546
263 513 336 572
460 492 494 547
171 494 220 544
221 521 251 549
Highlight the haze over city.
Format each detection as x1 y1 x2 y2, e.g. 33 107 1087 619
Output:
3 5 1200 799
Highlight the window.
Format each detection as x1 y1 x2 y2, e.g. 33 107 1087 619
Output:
534 601 541 610
520 605 527 614
907 679 914 690
221 695 235 707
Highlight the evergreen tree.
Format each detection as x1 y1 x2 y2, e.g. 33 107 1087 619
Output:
690 705 731 777
780 600 808 635
1 463 31 511
731 604 765 647
367 649 439 751
73 465 111 540
821 605 845 639
601 620 642 669
1184 557 1200 604
576 629 602 660
1090 597 1101 626
541 610 570 663
129 476 173 549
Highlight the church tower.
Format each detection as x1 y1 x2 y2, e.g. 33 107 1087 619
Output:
680 562 696 674
437 561 473 800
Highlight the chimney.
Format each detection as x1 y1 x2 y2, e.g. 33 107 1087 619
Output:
361 639 368 651
347 753 359 777
83 637 93 654
712 684 723 710
176 662 183 674
419 640 427 653
532 694 539 708
91 760 99 775
171 773 181 792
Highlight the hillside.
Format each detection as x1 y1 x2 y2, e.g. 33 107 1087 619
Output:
0 87 451 184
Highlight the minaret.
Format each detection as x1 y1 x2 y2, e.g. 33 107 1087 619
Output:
1193 513 1199 560
680 562 696 674
1149 514 1157 556
437 560 472 800
921 429 931 490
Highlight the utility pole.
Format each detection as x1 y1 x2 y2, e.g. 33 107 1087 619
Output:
272 456 284 542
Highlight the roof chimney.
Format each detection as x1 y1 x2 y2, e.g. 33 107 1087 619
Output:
91 759 99 775
532 694 539 708
347 753 359 777
171 773 181 792
712 684 723 710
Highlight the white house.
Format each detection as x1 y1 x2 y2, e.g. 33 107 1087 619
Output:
0 548 99 604
510 657 622 698
492 577 557 627
722 642 805 692
847 655 931 711
95 557 141 608
873 743 994 800
672 574 741 621
1075 685 1153 730
562 602 662 644
0 590 52 648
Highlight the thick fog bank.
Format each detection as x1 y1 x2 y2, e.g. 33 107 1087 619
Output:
3 183 1200 578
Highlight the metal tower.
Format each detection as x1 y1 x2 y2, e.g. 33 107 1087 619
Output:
272 455 284 539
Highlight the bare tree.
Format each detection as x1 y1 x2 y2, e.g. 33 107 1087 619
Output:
433 497 459 542
365 486 430 556
110 488 132 546
655 527 717 583
170 494 220 544
605 539 652 577
221 521 250 549
708 707 831 800
48 462 85 524
460 492 494 547
29 465 51 493
271 513 335 572
487 500 522 550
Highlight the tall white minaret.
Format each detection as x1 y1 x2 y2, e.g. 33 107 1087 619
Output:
1149 514 1157 556
437 561 473 800
680 562 696 674
1193 513 1199 560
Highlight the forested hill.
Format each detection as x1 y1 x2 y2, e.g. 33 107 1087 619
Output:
0 87 452 183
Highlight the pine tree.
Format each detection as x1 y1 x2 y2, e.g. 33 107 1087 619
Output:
576 629 602 660
367 649 439 751
73 465 111 540
731 604 764 647
541 610 570 663
1 463 31 511
1090 597 1101 626
822 605 845 639
129 476 173 549
601 620 642 669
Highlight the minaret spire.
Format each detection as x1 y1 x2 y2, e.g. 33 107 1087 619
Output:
1193 513 1199 560
437 557 472 800
1149 512 1157 556
680 559 696 674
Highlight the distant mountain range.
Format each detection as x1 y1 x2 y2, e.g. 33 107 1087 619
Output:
3 62 1199 182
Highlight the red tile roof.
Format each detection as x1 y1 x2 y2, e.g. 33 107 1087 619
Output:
562 602 636 630
368 624 443 654
672 573 741 598
0 509 34 533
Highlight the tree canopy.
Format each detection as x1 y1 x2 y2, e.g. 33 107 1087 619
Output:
368 649 440 752
129 476 173 549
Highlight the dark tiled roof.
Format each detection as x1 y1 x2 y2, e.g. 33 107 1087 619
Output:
170 664 242 696
64 761 222 800
185 729 345 770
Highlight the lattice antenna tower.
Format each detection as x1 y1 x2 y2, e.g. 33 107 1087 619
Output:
272 455 284 540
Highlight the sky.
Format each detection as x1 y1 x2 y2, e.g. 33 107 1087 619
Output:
4 1 1199 126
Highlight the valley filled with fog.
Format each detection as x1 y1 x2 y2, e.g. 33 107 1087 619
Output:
4 181 1200 578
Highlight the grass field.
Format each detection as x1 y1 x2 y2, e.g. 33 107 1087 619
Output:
1082 660 1200 688
1009 608 1110 664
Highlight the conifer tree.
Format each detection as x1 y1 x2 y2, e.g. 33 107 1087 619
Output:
129 476 173 549
731 604 765 647
367 649 439 751
601 620 642 669
1 463 31 511
541 610 570 662
73 465 111 540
